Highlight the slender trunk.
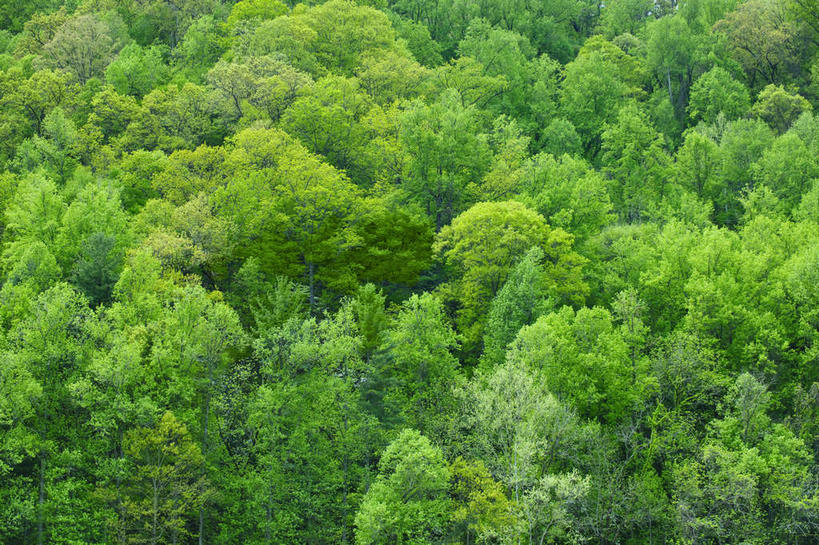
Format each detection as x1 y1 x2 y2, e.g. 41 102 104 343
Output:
152 478 159 545
265 501 272 544
266 470 274 544
308 262 316 312
666 69 673 105
117 428 126 545
199 384 211 545
38 453 46 545
341 406 350 545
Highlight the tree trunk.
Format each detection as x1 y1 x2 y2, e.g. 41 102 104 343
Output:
37 454 45 545
152 478 159 545
199 384 211 545
308 262 316 313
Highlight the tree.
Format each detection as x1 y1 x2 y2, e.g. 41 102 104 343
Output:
435 201 549 306
449 457 517 545
519 472 590 545
688 67 751 124
55 181 131 272
714 0 802 88
121 82 222 153
2 175 65 273
0 68 78 151
214 127 363 310
303 0 407 76
123 411 208 545
149 285 245 543
127 0 220 49
400 90 492 231
281 75 378 184
350 195 433 287
480 247 551 370
70 231 123 307
226 0 288 29
522 152 614 243
715 118 775 225
7 283 92 545
539 118 582 157
355 429 451 545
435 200 585 357
560 50 629 154
465 356 589 540
244 0 403 77
0 241 61 328
237 359 376 544
645 13 706 119
674 130 722 200
40 14 122 84
377 293 462 440
0 348 41 543
509 306 640 423
752 132 818 209
751 84 813 133
600 0 653 38
105 43 170 98
600 102 672 221
14 107 79 185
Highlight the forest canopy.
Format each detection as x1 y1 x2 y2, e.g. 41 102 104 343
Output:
0 0 819 544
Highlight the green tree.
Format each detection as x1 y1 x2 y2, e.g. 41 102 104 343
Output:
674 130 722 200
39 14 123 84
400 90 492 231
2 175 65 273
688 66 751 124
714 0 802 88
751 84 813 133
105 43 170 98
149 285 245 542
600 102 672 221
70 231 123 307
123 411 208 545
480 247 551 370
752 132 818 209
645 13 706 119
226 0 288 29
355 429 451 545
281 75 379 184
435 200 586 356
449 457 517 545
7 283 92 545
214 127 364 309
510 306 640 423
378 293 462 440
715 118 775 225
560 50 629 155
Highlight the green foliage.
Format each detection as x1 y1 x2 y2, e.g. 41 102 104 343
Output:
510 306 642 422
123 411 208 545
105 43 170 98
355 429 451 545
400 90 492 230
601 102 673 220
39 13 123 84
560 50 629 154
751 83 813 134
378 293 462 439
689 66 751 124
435 200 586 356
0 3 817 544
480 247 551 370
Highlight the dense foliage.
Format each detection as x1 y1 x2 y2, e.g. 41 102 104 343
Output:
0 0 818 544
